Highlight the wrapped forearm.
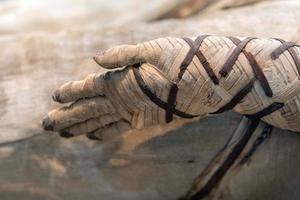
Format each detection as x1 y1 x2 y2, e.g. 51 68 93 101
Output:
43 35 300 140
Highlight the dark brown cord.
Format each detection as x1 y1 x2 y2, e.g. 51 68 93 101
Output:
271 41 300 60
166 36 218 122
246 102 284 119
228 36 273 97
194 35 219 85
210 79 254 114
219 37 255 77
272 38 300 75
177 37 200 82
165 37 199 122
165 84 179 122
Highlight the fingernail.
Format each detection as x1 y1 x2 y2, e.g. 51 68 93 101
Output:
59 130 74 138
42 115 54 131
86 132 101 141
93 56 101 65
52 90 62 103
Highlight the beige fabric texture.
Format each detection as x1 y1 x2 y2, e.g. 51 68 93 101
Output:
43 36 300 139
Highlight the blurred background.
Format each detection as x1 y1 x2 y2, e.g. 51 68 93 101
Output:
0 0 299 199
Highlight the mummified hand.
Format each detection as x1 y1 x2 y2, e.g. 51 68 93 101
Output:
43 35 300 140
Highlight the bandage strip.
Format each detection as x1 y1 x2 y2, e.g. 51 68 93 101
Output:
272 38 300 75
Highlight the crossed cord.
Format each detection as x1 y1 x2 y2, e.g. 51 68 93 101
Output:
133 35 298 122
42 35 300 140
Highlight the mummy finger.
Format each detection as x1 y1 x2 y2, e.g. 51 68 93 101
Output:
52 73 105 103
59 114 122 137
93 44 146 69
86 120 131 141
94 37 187 72
42 96 115 131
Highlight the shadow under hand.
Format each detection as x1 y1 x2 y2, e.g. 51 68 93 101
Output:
101 112 242 199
